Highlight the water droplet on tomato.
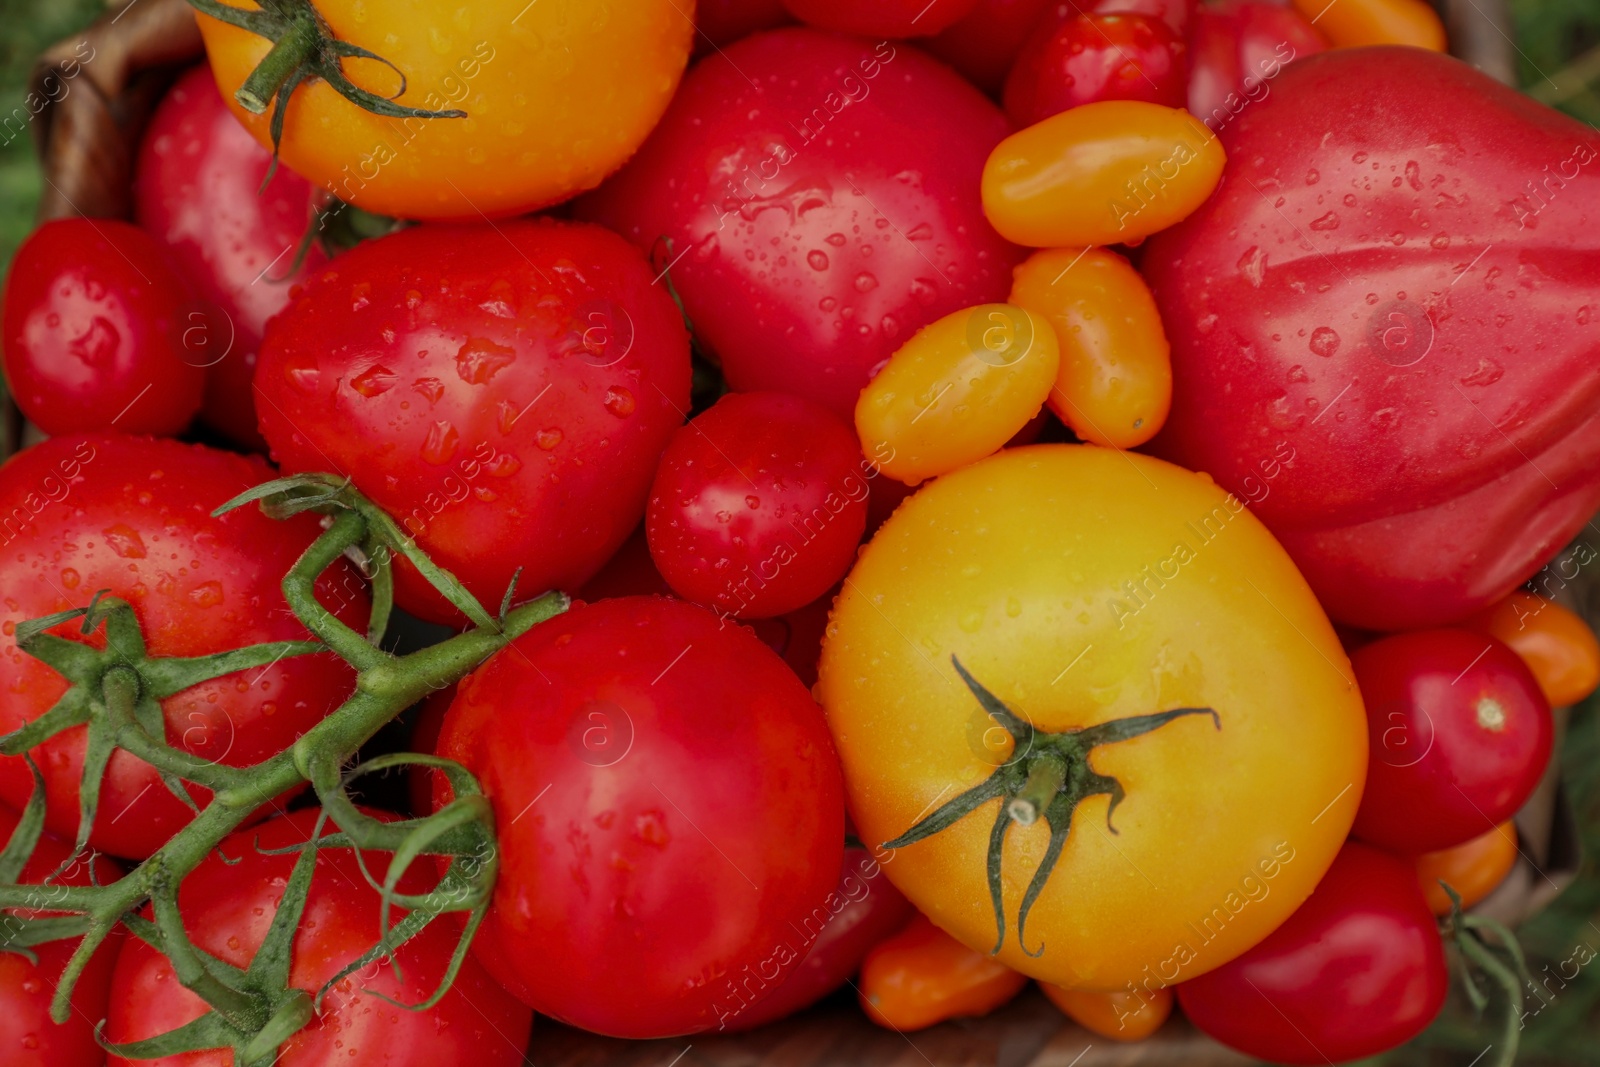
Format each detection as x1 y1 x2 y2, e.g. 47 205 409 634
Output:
455 337 517 383
603 386 635 417
420 421 460 465
189 581 224 608
807 250 829 271
1309 327 1340 358
536 428 563 451
61 568 79 589
1309 211 1339 231
1236 246 1267 288
350 364 397 397
103 524 146 559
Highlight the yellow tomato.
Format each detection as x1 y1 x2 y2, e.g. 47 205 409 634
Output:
1009 248 1171 449
981 101 1226 247
1041 984 1173 1041
196 1 693 219
855 304 1059 486
1465 592 1600 707
858 913 1029 1032
1415 822 1518 916
1292 0 1447 51
820 445 1366 990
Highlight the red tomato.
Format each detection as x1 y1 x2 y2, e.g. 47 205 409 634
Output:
1004 12 1188 126
1178 842 1448 1065
254 219 691 623
695 0 791 51
435 596 846 1037
924 0 1056 96
0 435 367 858
578 29 1022 421
1 218 206 436
647 392 868 619
1352 630 1552 854
781 0 982 36
1187 0 1326 130
134 65 328 452
104 809 531 1066
0 804 123 1067
722 846 915 1030
1093 0 1194 35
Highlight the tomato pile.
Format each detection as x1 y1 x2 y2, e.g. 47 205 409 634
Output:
1 1 1595 1065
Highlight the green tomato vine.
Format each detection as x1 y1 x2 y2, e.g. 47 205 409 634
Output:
0 472 567 1064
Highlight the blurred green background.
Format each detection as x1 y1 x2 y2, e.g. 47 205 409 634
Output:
2 1 1600 1063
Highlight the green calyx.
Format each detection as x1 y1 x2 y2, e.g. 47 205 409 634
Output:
0 475 567 1061
883 656 1220 958
184 0 466 165
1439 883 1535 1067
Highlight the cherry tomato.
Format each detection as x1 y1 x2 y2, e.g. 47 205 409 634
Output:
982 101 1226 247
0 804 123 1067
1290 0 1445 50
1004 13 1188 127
857 913 1029 1031
924 0 1056 96
1040 984 1173 1041
0 435 367 859
2 218 206 437
1177 841 1449 1065
647 392 869 619
1187 0 1326 130
104 809 531 1066
135 65 328 451
435 596 845 1037
821 445 1367 990
781 0 982 36
255 219 691 624
1096 0 1194 33
577 29 1022 421
1416 821 1519 915
856 304 1058 485
695 0 791 51
1352 630 1552 854
1465 592 1600 707
723 846 916 1030
1008 247 1171 448
195 1 692 219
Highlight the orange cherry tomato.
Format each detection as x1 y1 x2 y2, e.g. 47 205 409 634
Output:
1415 822 1519 915
1041 983 1173 1041
1291 0 1446 51
856 304 1059 485
1465 592 1600 707
858 913 1029 1031
1009 248 1171 448
981 100 1225 247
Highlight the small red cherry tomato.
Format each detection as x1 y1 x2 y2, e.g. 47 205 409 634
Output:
1178 841 1449 1065
1352 630 1553 854
1094 0 1195 35
781 0 981 36
924 0 1056 96
1004 13 1188 127
723 846 916 1030
647 392 869 619
2 218 206 436
1187 0 1327 130
134 65 328 451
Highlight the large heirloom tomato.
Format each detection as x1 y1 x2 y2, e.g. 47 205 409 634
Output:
578 29 1022 420
194 0 693 219
819 445 1367 990
435 597 845 1037
255 219 691 622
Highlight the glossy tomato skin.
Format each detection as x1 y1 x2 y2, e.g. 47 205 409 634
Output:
2 218 206 437
1352 630 1552 854
195 1 692 220
435 596 846 1037
0 435 367 858
1004 13 1187 126
821 445 1367 989
647 392 868 618
0 805 123 1067
782 0 982 36
1186 0 1325 130
924 0 1055 96
1178 842 1449 1065
135 65 328 451
577 29 1023 421
104 809 531 1067
255 219 691 623
723 846 915 1030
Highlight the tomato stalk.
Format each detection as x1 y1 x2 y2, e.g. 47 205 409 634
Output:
882 656 1219 958
1439 884 1535 1067
0 475 568 1062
